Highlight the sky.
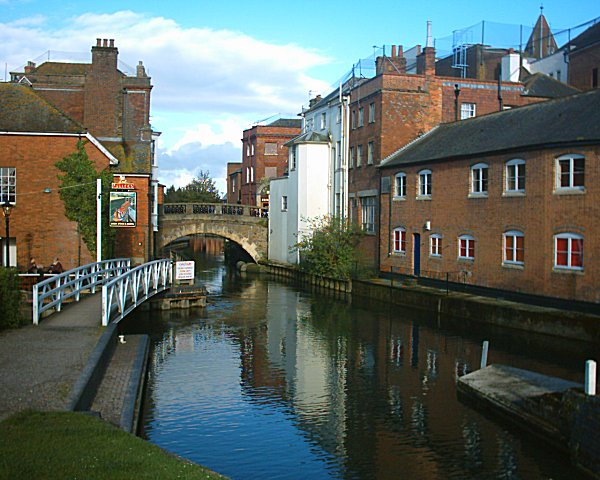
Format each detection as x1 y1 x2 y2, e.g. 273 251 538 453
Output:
1 0 598 195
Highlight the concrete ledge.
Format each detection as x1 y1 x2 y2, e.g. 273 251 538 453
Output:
67 324 117 412
120 335 149 434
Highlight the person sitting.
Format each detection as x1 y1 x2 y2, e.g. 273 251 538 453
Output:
27 257 38 274
47 258 64 274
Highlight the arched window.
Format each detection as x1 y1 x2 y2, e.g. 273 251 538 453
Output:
503 230 524 264
430 234 442 257
418 169 432 197
393 228 406 253
505 159 526 192
394 173 406 198
470 163 488 195
554 233 584 270
458 235 475 260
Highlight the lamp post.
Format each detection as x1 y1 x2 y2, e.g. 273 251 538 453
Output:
2 201 13 267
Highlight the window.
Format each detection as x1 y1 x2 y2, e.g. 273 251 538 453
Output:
264 142 277 155
556 154 584 190
357 145 363 167
430 234 442 257
458 235 475 260
305 117 314 132
320 112 327 130
554 233 583 270
246 143 250 157
290 146 297 171
351 110 356 129
506 159 525 192
460 103 476 119
361 196 376 233
393 228 406 253
358 107 364 127
349 197 357 223
418 169 432 197
470 163 488 195
556 70 561 82
368 102 375 123
0 167 16 204
250 142 255 156
337 141 343 166
337 106 342 124
281 196 288 211
349 146 355 168
394 173 406 198
503 231 524 265
367 142 374 165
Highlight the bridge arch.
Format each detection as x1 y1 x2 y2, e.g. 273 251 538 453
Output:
157 204 268 263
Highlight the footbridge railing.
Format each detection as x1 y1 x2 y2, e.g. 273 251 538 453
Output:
101 259 172 326
32 259 131 325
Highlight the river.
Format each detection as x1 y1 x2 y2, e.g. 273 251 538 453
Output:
121 251 593 479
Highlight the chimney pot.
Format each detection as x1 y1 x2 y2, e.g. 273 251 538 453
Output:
103 39 108 47
109 39 114 48
96 38 101 47
391 45 397 57
398 45 404 57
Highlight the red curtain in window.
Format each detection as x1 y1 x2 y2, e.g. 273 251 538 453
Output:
556 238 569 266
571 238 583 267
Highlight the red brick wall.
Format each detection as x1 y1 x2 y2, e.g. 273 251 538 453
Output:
569 44 600 91
0 135 111 271
33 88 85 124
379 145 600 303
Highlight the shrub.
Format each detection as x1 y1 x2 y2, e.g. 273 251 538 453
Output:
0 267 25 329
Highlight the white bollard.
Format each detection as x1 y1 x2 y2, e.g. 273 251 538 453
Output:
585 360 596 396
480 341 489 369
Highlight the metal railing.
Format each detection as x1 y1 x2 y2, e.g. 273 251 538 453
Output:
101 259 172 326
162 203 268 218
32 259 131 325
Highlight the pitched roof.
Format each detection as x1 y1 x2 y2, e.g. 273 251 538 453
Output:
524 13 558 59
268 118 302 128
0 83 83 133
521 72 580 98
285 130 330 146
31 62 91 76
564 21 600 52
380 89 600 168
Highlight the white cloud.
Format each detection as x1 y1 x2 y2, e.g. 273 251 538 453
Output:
0 11 329 189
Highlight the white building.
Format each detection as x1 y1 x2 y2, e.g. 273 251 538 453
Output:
268 84 351 265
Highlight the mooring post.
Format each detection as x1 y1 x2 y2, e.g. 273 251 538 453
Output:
585 360 597 395
480 341 489 369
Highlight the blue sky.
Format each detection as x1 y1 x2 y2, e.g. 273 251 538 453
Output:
1 0 598 193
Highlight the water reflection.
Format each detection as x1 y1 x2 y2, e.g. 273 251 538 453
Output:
122 253 588 480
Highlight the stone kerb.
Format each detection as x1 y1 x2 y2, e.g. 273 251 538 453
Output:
157 211 268 262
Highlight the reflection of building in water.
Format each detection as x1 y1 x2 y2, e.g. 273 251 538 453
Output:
189 235 224 255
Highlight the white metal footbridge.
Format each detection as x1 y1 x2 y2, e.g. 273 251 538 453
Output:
31 258 172 326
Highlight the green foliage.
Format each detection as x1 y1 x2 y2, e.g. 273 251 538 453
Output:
164 171 221 203
294 216 363 280
55 141 114 259
0 411 225 479
0 267 25 329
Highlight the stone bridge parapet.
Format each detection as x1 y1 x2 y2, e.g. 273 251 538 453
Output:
157 203 268 262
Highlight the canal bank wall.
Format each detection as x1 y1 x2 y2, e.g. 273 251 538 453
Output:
260 262 600 344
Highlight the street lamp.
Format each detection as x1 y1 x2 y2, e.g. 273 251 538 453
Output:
2 201 13 268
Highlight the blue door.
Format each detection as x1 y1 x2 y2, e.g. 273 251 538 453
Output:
413 233 421 277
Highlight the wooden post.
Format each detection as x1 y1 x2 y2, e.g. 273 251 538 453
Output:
585 360 597 395
480 341 489 369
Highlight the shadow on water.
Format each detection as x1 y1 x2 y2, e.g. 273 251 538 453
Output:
121 251 591 480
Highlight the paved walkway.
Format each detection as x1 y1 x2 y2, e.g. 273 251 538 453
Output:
0 295 103 421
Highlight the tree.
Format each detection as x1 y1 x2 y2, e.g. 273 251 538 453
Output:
293 216 363 280
55 140 114 260
164 171 221 203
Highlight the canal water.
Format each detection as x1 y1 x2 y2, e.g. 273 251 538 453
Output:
121 252 593 480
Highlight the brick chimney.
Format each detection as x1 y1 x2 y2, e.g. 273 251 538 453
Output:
24 61 36 74
416 22 435 76
376 44 407 75
92 38 118 71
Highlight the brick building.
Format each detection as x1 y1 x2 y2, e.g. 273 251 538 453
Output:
240 118 302 207
226 162 242 204
378 89 600 304
346 40 555 270
0 83 118 269
8 39 159 263
565 22 600 91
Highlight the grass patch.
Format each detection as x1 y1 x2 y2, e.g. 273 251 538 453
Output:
0 411 227 479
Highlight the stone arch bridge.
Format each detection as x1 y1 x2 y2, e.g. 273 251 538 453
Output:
157 203 268 262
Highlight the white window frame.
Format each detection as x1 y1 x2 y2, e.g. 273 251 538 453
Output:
320 112 327 130
460 103 476 119
357 145 363 167
503 230 524 265
361 196 376 234
0 167 16 204
458 234 475 260
394 173 406 198
470 163 488 195
336 106 342 124
358 107 364 127
290 146 297 171
264 142 277 156
349 146 354 169
393 227 406 253
351 110 356 129
554 233 584 270
368 103 375 123
505 159 526 193
430 234 442 257
556 154 585 191
367 142 374 165
418 169 432 197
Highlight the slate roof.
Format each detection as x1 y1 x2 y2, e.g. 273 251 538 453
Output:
0 83 83 133
564 21 600 52
267 118 302 128
285 130 330 146
521 72 580 98
380 88 600 168
31 62 91 76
